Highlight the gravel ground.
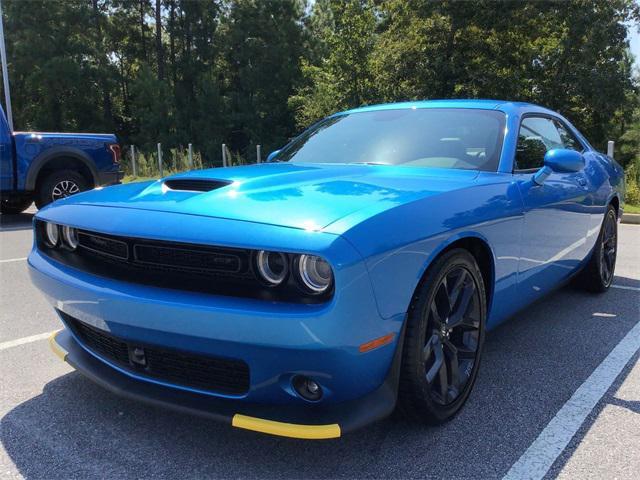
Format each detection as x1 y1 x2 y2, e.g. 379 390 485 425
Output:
1 208 638 479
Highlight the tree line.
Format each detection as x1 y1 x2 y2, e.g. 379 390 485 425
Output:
1 0 639 170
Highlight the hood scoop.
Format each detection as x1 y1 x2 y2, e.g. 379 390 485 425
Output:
164 178 231 192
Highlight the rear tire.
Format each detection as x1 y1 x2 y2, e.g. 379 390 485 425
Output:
35 170 88 209
580 205 617 293
0 196 32 214
398 249 487 424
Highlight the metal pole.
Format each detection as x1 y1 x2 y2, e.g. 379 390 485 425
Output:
256 144 261 164
0 0 14 130
157 143 163 177
607 140 614 159
222 143 227 167
188 143 193 169
130 145 137 177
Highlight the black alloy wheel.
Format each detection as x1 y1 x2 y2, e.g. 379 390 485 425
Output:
399 248 486 424
424 265 482 405
580 205 618 293
599 210 617 288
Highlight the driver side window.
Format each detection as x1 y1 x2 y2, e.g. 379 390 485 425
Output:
515 117 560 171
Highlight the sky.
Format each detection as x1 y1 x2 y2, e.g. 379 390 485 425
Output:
630 24 640 70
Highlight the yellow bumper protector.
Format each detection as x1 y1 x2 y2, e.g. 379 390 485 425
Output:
232 414 340 439
49 330 68 361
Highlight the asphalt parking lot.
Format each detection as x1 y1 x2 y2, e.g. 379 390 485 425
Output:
1 207 638 479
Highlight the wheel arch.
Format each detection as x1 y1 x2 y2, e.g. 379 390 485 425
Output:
25 147 98 191
412 233 496 317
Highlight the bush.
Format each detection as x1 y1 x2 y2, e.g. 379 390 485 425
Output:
625 162 640 206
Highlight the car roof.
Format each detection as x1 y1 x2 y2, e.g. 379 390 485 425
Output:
338 99 557 116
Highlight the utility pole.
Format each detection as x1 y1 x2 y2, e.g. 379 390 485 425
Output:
0 0 14 130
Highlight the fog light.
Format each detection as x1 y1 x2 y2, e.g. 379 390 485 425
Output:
292 375 323 401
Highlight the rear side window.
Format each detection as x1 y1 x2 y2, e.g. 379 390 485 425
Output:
515 116 582 171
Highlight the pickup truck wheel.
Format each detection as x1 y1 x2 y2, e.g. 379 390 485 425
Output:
0 197 32 214
35 170 88 209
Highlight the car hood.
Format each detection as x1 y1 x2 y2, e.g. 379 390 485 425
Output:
60 163 479 231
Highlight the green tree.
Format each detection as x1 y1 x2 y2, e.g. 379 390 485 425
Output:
290 0 377 126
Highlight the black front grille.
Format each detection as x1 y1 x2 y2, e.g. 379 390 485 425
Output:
63 312 250 395
164 179 231 192
35 221 332 304
78 232 129 259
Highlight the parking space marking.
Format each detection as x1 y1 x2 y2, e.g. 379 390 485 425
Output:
611 284 640 291
503 320 640 480
0 257 27 263
0 330 58 352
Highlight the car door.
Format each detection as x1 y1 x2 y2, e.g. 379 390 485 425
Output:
514 115 590 302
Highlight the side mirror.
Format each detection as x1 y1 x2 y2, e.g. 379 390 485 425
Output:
266 149 281 162
544 148 584 173
532 149 584 185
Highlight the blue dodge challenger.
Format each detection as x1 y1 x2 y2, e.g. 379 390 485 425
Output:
30 100 624 439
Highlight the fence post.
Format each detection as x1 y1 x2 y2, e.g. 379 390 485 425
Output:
256 144 261 164
188 143 193 169
607 140 614 159
157 143 163 177
130 145 137 177
222 143 227 167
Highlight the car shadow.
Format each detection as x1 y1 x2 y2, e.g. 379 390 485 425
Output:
1 277 639 479
0 210 35 232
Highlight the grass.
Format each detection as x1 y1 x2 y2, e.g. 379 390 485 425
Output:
625 203 640 214
122 175 158 183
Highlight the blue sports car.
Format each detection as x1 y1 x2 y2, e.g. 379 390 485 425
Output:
30 100 624 439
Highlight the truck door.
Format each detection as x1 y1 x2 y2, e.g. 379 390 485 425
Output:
0 106 13 191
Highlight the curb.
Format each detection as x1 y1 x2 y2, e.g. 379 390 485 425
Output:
622 213 640 225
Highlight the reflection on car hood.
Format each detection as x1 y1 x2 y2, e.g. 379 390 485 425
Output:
60 163 479 231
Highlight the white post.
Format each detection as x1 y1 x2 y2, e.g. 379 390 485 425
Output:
256 144 261 163
157 143 163 177
222 143 227 167
607 140 614 159
0 0 14 130
188 143 193 169
130 145 136 177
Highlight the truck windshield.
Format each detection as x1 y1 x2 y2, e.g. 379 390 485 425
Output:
274 108 506 171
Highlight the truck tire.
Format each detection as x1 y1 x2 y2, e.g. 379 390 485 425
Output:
35 170 88 209
0 196 33 214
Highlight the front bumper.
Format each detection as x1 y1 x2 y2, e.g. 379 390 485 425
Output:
50 328 400 439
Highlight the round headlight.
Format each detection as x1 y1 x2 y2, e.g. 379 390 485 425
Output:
256 250 288 286
62 226 79 250
44 222 59 247
297 255 333 294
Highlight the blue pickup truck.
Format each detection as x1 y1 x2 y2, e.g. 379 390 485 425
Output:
0 106 122 214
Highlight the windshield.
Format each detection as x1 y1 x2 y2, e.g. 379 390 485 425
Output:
274 108 506 171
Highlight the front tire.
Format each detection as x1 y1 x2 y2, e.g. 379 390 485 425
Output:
35 170 88 209
398 249 487 424
580 205 618 293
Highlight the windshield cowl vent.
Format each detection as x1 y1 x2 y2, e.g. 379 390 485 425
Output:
164 179 232 192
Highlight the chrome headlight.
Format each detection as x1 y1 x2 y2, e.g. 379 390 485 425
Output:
61 225 79 250
256 250 289 286
297 254 333 294
44 222 60 247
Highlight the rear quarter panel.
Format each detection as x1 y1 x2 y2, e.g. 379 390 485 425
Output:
14 132 118 190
